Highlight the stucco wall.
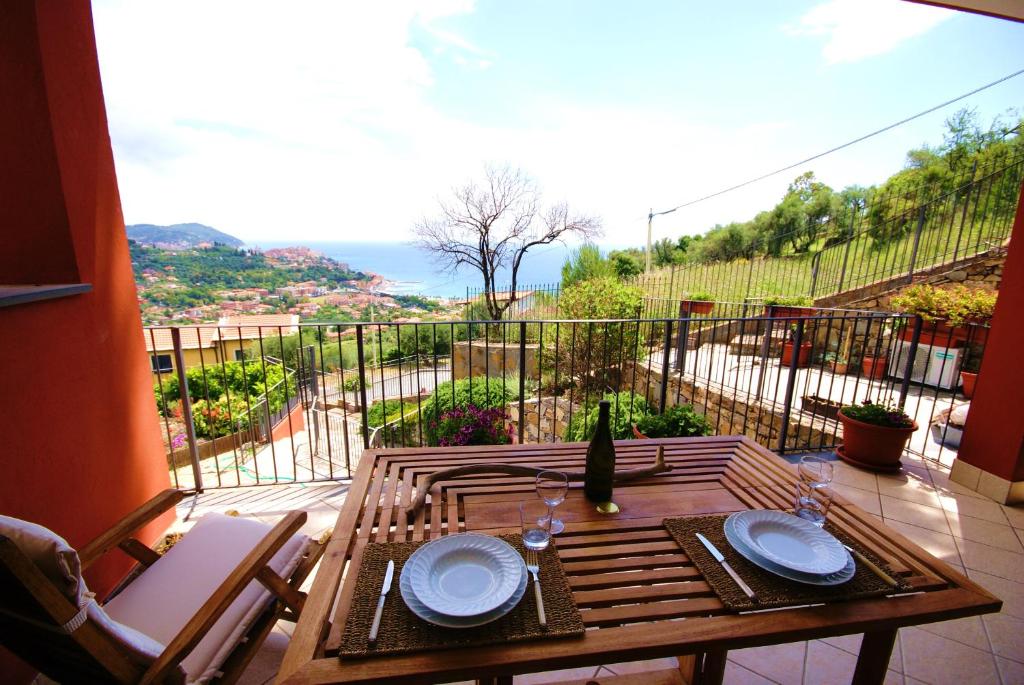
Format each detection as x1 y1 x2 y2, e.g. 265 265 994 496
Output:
0 3 173 678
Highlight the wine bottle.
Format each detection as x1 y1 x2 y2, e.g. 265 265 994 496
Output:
584 400 616 502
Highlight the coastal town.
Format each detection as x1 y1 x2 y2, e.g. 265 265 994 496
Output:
131 242 457 326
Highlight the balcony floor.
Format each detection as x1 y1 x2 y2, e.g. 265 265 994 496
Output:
171 453 1024 685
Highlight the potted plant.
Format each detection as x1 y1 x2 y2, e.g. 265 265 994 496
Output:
959 344 984 399
837 400 917 472
763 295 817 319
890 284 996 346
823 351 849 375
861 353 887 380
632 404 713 439
781 323 813 368
679 292 715 315
801 394 843 420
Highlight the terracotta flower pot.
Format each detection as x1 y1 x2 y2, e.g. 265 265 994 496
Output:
900 320 971 347
781 341 812 367
960 371 977 399
837 409 918 472
861 355 887 380
765 305 818 319
680 299 714 315
834 361 849 375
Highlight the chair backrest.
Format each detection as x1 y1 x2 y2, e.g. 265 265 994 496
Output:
0 515 186 684
0 535 148 683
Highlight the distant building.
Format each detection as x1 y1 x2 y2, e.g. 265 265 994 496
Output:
144 313 300 378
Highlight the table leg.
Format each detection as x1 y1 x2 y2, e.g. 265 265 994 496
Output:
853 629 898 685
677 650 727 685
677 654 699 684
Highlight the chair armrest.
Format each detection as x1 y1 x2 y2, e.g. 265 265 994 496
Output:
139 510 307 685
79 489 185 570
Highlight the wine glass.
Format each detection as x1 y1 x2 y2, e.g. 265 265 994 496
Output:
795 456 834 527
536 470 568 535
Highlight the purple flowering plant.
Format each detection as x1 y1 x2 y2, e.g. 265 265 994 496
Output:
841 400 914 428
434 404 513 447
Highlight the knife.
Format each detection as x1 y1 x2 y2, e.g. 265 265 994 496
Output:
368 559 395 644
696 533 757 602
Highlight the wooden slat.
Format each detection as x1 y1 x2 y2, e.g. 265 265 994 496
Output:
568 566 702 590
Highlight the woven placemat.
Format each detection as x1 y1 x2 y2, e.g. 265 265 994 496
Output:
664 514 911 611
338 534 584 658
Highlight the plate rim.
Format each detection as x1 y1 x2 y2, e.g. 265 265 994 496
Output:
727 510 847 575
399 551 528 628
724 514 855 586
405 533 523 617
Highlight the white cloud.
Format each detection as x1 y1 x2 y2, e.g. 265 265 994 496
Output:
788 0 954 65
90 1 810 247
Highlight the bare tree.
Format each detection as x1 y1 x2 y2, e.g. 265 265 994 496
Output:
414 166 602 320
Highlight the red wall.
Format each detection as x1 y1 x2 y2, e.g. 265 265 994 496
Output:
0 1 172 678
958 181 1024 482
271 402 307 443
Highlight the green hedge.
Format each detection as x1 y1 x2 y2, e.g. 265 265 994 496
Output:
563 392 651 442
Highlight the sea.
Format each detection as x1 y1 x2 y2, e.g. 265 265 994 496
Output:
255 240 576 299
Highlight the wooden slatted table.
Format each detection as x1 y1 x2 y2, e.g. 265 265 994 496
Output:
276 436 1001 685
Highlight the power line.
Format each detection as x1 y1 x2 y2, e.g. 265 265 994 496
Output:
652 66 1024 216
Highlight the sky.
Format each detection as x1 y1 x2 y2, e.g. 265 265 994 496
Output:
92 0 1024 248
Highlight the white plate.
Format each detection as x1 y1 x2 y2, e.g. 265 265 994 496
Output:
725 514 855 586
400 551 528 628
405 533 523 617
726 510 847 575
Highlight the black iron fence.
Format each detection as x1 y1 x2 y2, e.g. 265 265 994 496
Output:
632 155 1023 304
146 309 985 489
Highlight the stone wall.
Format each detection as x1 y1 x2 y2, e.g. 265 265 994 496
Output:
453 341 539 380
507 396 578 444
622 361 837 451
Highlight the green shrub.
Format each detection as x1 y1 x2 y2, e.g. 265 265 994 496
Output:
635 404 713 438
366 399 412 429
561 243 615 286
563 392 651 442
840 400 914 428
191 396 253 439
762 295 813 307
891 284 997 326
684 291 715 302
422 377 520 445
553 278 644 399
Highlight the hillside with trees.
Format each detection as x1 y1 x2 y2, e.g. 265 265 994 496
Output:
564 108 1023 301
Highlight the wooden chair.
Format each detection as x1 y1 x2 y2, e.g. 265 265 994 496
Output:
0 489 326 684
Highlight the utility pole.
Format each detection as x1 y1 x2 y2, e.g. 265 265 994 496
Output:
646 206 679 273
646 208 653 273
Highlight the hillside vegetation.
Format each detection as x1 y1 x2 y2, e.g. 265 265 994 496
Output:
127 222 244 247
568 109 1023 304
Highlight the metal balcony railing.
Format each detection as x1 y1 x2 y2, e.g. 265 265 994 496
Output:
147 309 986 490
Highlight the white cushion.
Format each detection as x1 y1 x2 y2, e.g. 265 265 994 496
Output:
103 513 309 684
0 516 82 605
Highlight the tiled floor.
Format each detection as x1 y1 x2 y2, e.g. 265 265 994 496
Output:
179 453 1024 685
